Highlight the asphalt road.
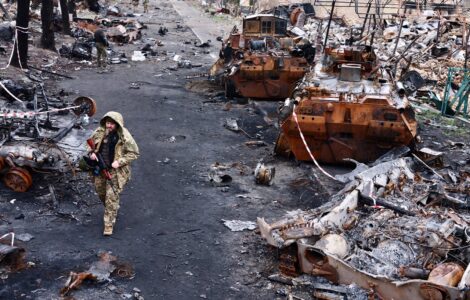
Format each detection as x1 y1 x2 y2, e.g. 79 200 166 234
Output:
0 1 338 299
0 1 310 299
58 4 260 298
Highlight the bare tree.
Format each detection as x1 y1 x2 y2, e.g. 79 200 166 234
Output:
68 0 77 19
59 0 71 35
41 0 55 50
10 0 31 68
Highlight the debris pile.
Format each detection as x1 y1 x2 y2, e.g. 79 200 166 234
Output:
298 10 470 116
247 5 470 298
0 86 96 192
257 148 470 298
60 252 135 297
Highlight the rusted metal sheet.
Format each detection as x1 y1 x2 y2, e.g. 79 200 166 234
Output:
0 243 26 272
276 95 417 163
296 243 462 300
228 52 309 99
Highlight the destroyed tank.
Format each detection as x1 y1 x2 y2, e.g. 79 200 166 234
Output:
210 14 314 99
275 45 418 163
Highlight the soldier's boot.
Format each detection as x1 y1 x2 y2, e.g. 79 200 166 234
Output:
103 225 113 236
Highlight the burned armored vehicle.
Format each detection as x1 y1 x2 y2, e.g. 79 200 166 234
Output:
0 83 96 192
275 44 418 163
211 13 314 99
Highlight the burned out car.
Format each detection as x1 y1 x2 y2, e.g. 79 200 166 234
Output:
211 13 315 99
0 84 96 192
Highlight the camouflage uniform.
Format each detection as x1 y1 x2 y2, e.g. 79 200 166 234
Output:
96 42 107 67
88 112 140 234
143 0 149 13
94 29 108 68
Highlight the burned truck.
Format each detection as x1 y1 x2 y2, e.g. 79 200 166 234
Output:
0 84 96 192
211 13 314 99
275 44 418 163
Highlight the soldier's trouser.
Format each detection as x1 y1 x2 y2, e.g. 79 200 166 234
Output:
96 42 107 67
94 175 124 228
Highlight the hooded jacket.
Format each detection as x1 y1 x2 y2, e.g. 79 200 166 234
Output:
89 111 140 188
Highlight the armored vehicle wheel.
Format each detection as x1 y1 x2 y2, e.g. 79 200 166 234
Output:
73 96 97 117
4 167 33 192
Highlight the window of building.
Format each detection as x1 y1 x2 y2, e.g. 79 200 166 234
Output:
275 20 287 34
261 21 272 34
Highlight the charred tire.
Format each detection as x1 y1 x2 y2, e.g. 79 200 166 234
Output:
3 167 33 192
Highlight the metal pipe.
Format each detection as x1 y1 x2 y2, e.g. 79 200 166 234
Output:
392 16 404 58
359 2 372 41
369 14 377 47
436 19 441 44
465 24 469 70
323 0 336 50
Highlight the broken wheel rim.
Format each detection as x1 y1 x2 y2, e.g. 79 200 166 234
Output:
3 167 33 192
73 96 97 117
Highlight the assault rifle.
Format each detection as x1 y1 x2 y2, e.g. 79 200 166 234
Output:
86 138 118 195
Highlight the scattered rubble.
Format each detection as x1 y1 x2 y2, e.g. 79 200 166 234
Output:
60 252 134 297
0 233 25 275
257 151 470 298
223 219 257 231
254 163 275 185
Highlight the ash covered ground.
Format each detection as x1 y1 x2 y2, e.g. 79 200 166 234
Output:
0 1 469 300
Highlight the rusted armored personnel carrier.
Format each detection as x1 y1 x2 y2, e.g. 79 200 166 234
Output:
275 45 418 163
211 14 314 99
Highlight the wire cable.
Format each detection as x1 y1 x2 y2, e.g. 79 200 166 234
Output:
292 104 338 181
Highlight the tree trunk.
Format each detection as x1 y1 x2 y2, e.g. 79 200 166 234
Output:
59 0 70 35
68 0 76 19
10 0 30 68
41 0 55 50
68 0 77 21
